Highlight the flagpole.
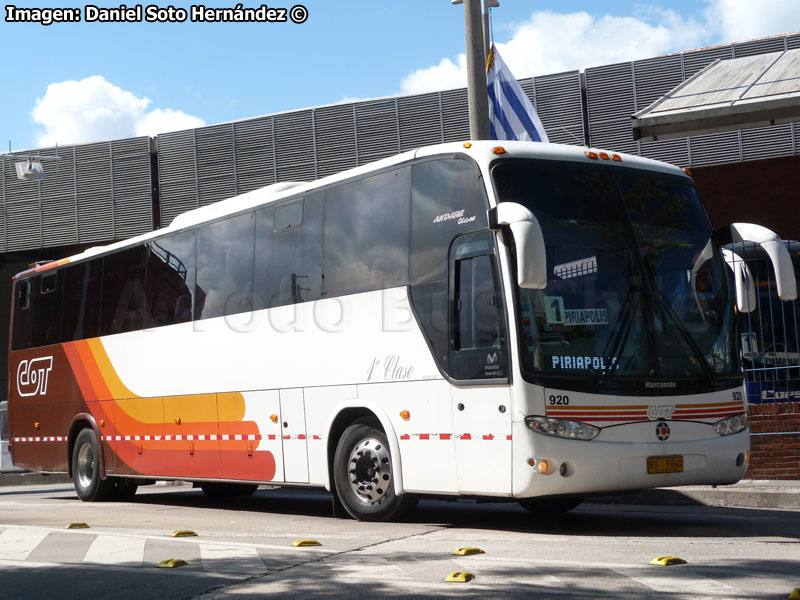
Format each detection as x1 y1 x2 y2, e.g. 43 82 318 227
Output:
463 0 491 140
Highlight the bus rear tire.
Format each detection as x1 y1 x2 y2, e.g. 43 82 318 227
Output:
200 483 259 497
333 420 415 522
517 496 583 514
72 428 115 502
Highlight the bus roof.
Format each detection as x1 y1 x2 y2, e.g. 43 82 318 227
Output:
15 140 687 279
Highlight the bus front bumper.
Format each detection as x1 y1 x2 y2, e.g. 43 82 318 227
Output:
511 420 749 499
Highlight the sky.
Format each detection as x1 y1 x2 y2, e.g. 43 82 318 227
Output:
1 0 799 152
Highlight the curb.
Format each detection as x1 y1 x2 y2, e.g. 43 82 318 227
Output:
589 486 800 511
0 472 72 487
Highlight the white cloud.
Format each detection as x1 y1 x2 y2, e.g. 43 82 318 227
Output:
401 55 467 95
705 0 800 42
31 75 205 147
401 10 705 94
135 108 205 138
400 1 799 95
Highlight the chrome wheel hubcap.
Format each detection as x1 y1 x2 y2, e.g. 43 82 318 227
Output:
347 437 391 505
76 443 95 490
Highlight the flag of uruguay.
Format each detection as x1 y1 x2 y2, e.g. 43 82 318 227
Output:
486 45 549 143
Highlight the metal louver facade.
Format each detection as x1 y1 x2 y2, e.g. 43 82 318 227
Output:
4 34 800 247
0 137 151 252
155 71 586 227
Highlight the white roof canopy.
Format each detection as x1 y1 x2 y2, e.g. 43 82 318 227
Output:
632 48 800 141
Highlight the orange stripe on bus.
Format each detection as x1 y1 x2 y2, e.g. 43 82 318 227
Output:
75 340 114 401
63 342 101 402
86 338 137 399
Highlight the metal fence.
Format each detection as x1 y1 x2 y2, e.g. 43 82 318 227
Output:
732 241 800 478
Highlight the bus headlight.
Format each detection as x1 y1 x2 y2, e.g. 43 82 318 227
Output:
713 412 748 436
525 416 600 440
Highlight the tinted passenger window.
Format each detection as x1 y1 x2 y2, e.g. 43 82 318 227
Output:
323 168 410 297
255 194 322 309
101 246 147 335
196 213 255 319
62 260 102 342
455 255 501 350
31 272 63 347
12 279 33 350
145 231 197 327
411 159 489 283
274 201 303 232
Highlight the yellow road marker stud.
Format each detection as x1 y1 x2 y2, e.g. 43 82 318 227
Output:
650 556 687 566
788 588 800 600
292 539 322 547
157 558 189 568
66 523 90 529
452 547 485 556
445 571 475 583
171 530 198 537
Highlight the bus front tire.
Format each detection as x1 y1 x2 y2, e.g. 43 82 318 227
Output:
72 428 115 502
333 421 415 522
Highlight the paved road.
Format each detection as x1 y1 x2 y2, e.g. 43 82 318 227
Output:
0 483 798 599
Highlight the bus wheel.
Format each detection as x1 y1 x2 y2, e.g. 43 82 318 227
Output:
200 483 259 497
333 421 415 521
517 496 583 514
72 428 115 502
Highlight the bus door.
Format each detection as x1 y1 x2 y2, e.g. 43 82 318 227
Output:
449 232 512 495
279 388 309 483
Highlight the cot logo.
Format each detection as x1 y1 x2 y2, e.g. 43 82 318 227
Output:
16 356 54 397
648 404 676 420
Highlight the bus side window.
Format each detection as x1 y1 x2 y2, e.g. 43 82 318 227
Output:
100 246 147 335
195 212 255 320
408 158 490 376
61 260 102 342
11 279 33 350
145 231 197 327
31 271 63 347
322 168 410 298
410 158 489 284
255 194 323 309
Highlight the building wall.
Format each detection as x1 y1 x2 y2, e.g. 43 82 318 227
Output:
748 409 800 480
693 155 800 240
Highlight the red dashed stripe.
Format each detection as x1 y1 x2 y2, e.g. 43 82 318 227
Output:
13 433 294 444
397 433 512 441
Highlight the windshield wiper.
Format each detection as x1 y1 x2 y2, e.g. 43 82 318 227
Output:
595 286 634 384
657 291 716 383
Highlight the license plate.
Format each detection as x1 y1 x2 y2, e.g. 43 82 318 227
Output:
647 455 684 474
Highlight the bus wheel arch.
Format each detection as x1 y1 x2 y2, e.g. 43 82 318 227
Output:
70 426 116 501
327 406 414 521
325 405 405 496
67 415 104 480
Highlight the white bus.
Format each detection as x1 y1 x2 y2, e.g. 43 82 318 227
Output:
9 141 791 520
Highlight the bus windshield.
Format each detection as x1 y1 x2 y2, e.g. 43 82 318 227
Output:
492 159 739 393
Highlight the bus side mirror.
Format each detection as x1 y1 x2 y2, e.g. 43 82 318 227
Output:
489 202 547 289
715 223 798 302
721 248 756 313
